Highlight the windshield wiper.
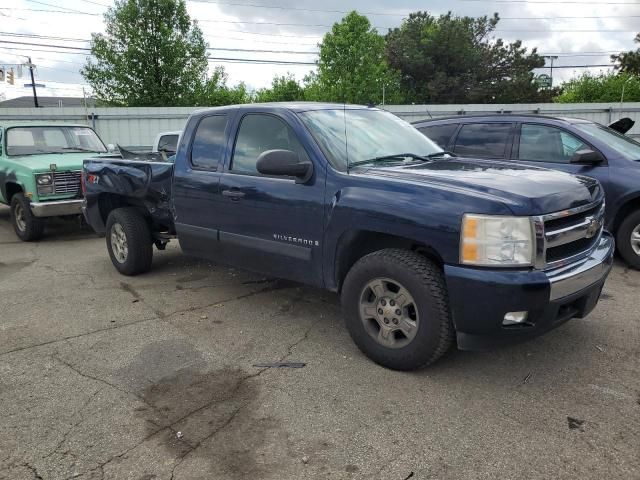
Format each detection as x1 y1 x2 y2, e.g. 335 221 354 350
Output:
427 150 456 158
350 153 432 168
61 147 100 152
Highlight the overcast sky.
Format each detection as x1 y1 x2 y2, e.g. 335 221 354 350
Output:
0 0 638 101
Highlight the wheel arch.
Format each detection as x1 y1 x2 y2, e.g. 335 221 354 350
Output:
333 229 444 292
611 195 640 233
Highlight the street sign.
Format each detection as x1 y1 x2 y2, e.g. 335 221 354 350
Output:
536 74 552 89
24 83 45 88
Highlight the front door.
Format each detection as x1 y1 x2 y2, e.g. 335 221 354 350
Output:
513 123 610 191
216 113 325 285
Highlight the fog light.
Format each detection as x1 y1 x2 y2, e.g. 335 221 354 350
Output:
503 311 528 326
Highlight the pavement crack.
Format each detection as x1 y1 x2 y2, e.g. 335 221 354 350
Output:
22 462 44 480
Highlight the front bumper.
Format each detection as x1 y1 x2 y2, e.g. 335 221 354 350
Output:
445 232 614 351
30 199 84 218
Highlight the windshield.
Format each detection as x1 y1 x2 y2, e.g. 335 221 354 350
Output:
298 108 443 171
574 123 640 161
6 126 107 156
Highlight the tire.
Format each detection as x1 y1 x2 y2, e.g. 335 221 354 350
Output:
341 248 454 371
105 207 153 275
10 193 44 241
616 210 640 270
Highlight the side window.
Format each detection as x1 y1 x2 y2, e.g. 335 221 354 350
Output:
190 115 228 170
453 123 512 158
518 124 588 164
158 134 179 153
231 114 308 175
418 124 458 148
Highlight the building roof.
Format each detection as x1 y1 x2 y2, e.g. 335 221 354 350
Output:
0 96 96 108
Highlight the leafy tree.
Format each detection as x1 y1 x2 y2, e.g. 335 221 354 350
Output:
83 0 208 106
385 12 545 103
308 11 403 104
254 74 306 102
612 34 640 75
554 72 640 103
193 66 250 106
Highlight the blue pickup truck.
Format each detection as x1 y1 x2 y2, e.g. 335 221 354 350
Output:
82 103 614 370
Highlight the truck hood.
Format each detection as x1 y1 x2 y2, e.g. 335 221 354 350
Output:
353 158 601 215
6 152 105 172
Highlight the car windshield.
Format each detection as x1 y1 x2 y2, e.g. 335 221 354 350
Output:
298 108 443 171
6 126 107 156
574 123 640 161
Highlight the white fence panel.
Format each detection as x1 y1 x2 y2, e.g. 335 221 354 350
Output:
1 103 639 147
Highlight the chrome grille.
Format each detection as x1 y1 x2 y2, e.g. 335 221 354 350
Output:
52 171 82 195
535 199 605 269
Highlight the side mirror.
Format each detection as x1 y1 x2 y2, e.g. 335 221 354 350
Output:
256 149 313 183
107 143 116 153
571 149 605 165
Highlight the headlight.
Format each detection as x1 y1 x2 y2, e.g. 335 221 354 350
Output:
36 173 52 185
460 214 534 267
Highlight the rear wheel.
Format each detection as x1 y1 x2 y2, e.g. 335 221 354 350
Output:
10 193 44 241
341 249 454 370
616 210 640 270
105 208 153 275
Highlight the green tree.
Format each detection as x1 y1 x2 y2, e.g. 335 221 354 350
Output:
254 74 305 102
385 12 545 103
554 72 640 103
308 11 403 104
612 34 640 75
193 66 250 106
83 0 208 106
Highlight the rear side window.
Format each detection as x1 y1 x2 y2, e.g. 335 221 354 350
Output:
158 134 179 153
190 115 228 170
418 124 458 148
454 123 512 158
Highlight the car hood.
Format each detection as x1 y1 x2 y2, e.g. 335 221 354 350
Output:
352 158 602 216
6 152 106 172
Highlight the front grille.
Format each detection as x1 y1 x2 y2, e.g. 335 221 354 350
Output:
539 199 605 269
52 171 82 195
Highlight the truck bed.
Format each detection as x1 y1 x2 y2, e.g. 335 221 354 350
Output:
82 157 175 235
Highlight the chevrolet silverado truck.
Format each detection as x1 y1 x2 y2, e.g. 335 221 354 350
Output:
0 123 109 241
83 103 614 370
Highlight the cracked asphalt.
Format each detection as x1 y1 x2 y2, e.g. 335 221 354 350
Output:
0 204 639 480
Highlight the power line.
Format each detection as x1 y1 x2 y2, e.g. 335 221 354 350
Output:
25 0 96 14
461 0 637 3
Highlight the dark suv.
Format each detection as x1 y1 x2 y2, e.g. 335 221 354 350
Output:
414 115 640 269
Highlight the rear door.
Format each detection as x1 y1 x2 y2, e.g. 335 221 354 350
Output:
451 122 516 159
214 112 325 285
513 122 610 188
172 112 234 259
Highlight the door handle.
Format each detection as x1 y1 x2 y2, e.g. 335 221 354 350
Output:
222 189 245 200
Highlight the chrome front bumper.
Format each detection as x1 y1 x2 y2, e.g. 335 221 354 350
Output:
30 199 84 218
547 232 614 301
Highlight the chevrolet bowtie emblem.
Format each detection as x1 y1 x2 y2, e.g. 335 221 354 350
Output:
585 216 601 238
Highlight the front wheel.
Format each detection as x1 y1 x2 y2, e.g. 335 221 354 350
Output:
341 249 454 370
10 193 44 241
616 210 640 270
105 208 153 275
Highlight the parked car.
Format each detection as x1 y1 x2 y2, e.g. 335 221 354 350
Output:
83 103 613 370
0 123 109 241
152 130 181 156
414 115 640 269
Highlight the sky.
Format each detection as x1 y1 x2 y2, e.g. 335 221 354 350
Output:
0 0 638 101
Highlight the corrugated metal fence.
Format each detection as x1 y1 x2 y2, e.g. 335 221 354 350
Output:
0 102 639 148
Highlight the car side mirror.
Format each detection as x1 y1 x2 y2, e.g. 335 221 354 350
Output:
571 149 605 165
257 149 313 183
107 143 116 153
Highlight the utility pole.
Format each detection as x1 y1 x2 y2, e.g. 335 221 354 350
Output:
27 57 39 107
544 55 558 88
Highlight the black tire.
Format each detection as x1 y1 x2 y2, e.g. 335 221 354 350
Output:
10 193 44 241
341 248 454 371
105 207 153 275
616 210 640 270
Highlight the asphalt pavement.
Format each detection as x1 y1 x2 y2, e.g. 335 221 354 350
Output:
0 205 638 480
